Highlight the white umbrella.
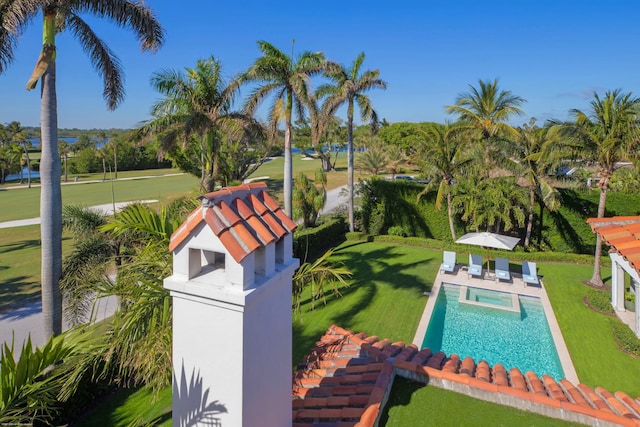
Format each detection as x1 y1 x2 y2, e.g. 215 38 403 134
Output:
455 232 520 250
455 232 520 277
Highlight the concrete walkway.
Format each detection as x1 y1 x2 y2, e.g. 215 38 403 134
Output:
0 295 118 351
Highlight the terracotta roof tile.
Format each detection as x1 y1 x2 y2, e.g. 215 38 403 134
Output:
589 215 640 272
294 325 640 426
169 183 295 263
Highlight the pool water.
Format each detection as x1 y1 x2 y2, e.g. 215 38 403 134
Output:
466 287 512 307
422 283 564 379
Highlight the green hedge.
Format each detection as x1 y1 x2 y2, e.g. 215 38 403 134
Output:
358 180 640 255
584 288 615 315
610 319 640 357
294 217 347 262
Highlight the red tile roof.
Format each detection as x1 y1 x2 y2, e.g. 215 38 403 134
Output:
588 216 640 272
293 325 640 427
168 183 296 262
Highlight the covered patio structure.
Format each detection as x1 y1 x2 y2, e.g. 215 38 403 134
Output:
588 216 640 338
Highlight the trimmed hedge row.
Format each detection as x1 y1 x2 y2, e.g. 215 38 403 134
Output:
610 319 640 357
358 179 640 255
294 216 347 262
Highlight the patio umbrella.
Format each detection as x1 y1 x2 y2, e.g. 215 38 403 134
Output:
455 232 520 276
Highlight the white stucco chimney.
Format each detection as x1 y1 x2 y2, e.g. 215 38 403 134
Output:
164 183 299 426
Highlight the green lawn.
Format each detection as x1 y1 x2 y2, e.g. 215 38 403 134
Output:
73 241 640 425
541 262 640 395
0 170 199 223
381 377 584 426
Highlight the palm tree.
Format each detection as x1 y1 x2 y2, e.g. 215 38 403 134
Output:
416 122 475 240
446 79 525 168
140 56 251 192
239 40 327 216
58 140 70 183
0 1 164 338
478 177 527 233
562 90 640 286
6 121 31 188
506 119 563 246
292 170 326 227
321 52 387 232
355 146 388 176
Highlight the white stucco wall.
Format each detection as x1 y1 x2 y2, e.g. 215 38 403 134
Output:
166 255 299 427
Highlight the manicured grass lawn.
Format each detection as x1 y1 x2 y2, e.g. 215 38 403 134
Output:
0 171 199 222
0 225 45 312
541 262 640 396
0 225 76 312
292 241 436 367
381 377 584 426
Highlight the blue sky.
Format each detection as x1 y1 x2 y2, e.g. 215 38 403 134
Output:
1 1 639 129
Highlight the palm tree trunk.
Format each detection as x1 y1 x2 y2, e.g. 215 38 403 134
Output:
64 154 68 183
113 144 118 180
537 198 544 245
40 59 63 338
347 102 355 232
525 186 535 247
102 156 106 181
590 182 608 287
447 191 456 241
25 148 31 189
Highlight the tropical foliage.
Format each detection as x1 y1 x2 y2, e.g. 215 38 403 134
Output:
319 51 387 232
0 0 165 339
559 90 640 285
0 335 74 425
240 40 327 216
293 169 327 227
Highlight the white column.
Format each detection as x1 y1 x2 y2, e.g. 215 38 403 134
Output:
610 254 626 311
634 281 640 338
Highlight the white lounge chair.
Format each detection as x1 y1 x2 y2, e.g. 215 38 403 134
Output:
440 251 456 273
468 254 483 278
522 261 539 286
494 257 511 282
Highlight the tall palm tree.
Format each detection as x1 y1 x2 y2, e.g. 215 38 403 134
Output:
416 122 475 241
563 90 640 286
0 1 164 338
141 56 251 192
239 40 326 216
321 52 387 232
446 79 525 168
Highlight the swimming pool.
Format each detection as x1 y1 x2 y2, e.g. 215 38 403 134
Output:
422 283 564 379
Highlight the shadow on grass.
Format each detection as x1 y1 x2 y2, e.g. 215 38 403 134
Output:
0 274 40 315
378 376 425 425
0 238 40 254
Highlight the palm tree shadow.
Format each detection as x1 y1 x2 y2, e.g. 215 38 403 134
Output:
174 361 227 427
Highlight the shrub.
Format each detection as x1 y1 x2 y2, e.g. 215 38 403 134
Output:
294 217 347 262
610 319 640 357
387 225 408 237
584 288 615 315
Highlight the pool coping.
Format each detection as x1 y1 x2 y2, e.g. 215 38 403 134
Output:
413 269 579 384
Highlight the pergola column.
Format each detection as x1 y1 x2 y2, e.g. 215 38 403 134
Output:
610 253 626 311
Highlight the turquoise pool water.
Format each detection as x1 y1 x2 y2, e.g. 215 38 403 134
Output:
422 283 564 379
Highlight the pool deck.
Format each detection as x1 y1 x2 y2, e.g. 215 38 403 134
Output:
412 265 580 384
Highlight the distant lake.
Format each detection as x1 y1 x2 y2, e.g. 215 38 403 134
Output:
5 167 39 182
28 137 108 149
